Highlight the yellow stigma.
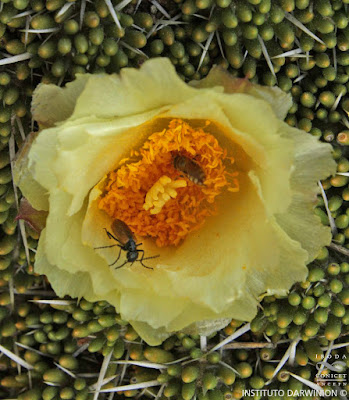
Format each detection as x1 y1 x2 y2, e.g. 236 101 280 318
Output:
143 175 187 214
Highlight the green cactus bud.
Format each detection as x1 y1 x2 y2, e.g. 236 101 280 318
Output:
73 33 88 53
51 59 65 77
181 365 200 383
87 320 103 334
64 19 79 35
226 43 243 69
5 39 25 55
222 29 237 46
203 372 218 390
182 382 196 400
124 30 147 48
313 307 328 324
43 368 68 384
335 214 349 228
57 37 72 55
73 54 88 66
83 11 100 28
72 308 91 322
339 288 349 305
196 0 213 9
288 292 301 306
248 375 264 390
236 362 253 378
331 300 345 317
221 9 237 28
207 351 221 364
60 387 75 400
308 267 325 282
163 382 181 398
74 378 86 391
150 39 164 55
218 366 236 385
18 388 42 400
38 40 56 59
303 317 320 337
315 0 333 17
258 0 271 13
59 354 78 370
293 309 307 325
1 319 16 336
208 389 223 400
46 0 65 10
88 335 106 353
325 315 342 340
241 23 258 40
236 2 253 22
111 338 124 359
0 234 16 255
258 23 274 41
274 22 294 45
165 366 181 380
192 24 209 42
75 387 89 400
321 32 336 48
313 14 334 33
101 38 118 56
42 386 59 400
301 296 316 310
89 27 104 45
143 347 174 363
72 323 89 338
300 92 316 108
329 278 344 293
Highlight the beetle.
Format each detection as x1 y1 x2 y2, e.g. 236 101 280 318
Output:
95 219 158 270
173 154 205 185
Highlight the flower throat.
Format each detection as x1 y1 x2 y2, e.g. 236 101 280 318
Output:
98 119 239 247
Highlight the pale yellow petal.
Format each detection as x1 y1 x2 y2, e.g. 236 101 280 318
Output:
14 132 49 211
32 74 89 128
276 123 336 261
35 229 97 301
191 66 292 120
70 58 202 120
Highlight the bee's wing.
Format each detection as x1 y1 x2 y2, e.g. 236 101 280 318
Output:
111 219 134 245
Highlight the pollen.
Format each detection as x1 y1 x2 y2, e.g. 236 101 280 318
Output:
143 175 187 215
98 119 239 247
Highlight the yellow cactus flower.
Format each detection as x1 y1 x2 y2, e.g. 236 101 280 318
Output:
15 58 335 345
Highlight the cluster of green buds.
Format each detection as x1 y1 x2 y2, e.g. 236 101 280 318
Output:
316 145 349 249
1 0 349 139
1 272 348 399
251 259 348 342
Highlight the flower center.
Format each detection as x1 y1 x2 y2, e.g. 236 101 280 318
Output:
98 119 239 247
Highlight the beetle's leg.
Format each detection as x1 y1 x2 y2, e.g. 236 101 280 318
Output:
137 250 156 270
105 229 122 245
94 244 118 250
142 254 160 261
114 260 128 269
109 247 122 267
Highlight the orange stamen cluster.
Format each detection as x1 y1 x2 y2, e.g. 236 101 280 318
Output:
98 119 238 247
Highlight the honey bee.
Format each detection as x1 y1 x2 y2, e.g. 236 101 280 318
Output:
95 219 158 270
173 154 205 185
